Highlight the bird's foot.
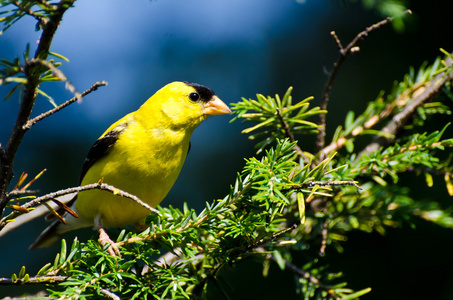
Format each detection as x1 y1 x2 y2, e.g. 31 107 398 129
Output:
98 227 121 257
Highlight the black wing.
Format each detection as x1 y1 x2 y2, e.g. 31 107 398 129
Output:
45 123 128 220
79 122 128 184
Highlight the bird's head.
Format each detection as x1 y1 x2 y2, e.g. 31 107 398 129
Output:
139 81 231 130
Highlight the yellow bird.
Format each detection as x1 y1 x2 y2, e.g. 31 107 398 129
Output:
30 81 231 252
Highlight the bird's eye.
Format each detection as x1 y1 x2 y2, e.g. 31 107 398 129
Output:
189 92 200 102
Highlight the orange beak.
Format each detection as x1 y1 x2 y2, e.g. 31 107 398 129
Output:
203 95 232 116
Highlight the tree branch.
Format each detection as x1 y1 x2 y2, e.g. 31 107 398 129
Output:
357 55 453 158
33 0 75 60
0 143 5 163
319 220 328 256
314 12 411 156
0 275 67 285
282 179 361 193
0 182 160 230
6 189 39 200
0 0 76 223
0 59 40 219
99 288 121 300
23 81 108 131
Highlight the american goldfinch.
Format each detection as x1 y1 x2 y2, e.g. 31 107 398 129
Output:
30 81 231 252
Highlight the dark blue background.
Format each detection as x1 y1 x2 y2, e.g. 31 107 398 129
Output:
1 0 452 298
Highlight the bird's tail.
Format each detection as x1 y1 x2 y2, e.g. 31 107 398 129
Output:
29 220 64 249
30 207 93 249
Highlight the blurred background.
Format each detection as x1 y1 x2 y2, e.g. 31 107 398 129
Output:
1 0 452 299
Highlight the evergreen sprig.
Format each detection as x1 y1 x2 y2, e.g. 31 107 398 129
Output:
231 88 325 154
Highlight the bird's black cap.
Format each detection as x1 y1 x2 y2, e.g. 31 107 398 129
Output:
183 81 216 103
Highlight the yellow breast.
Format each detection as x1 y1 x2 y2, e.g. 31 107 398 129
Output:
75 120 192 227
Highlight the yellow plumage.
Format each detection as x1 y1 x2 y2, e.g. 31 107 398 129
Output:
30 81 231 249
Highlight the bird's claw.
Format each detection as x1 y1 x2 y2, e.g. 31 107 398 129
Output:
98 227 121 257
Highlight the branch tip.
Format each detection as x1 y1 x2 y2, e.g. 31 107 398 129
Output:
23 81 108 131
315 14 398 155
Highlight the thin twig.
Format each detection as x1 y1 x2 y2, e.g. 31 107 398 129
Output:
314 12 411 155
0 275 67 285
284 259 322 285
23 81 108 130
6 189 39 200
275 108 306 159
308 179 361 189
330 31 343 52
251 223 298 248
99 288 121 300
319 220 328 256
0 182 160 230
282 179 361 193
27 182 160 214
12 0 48 25
115 230 161 247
